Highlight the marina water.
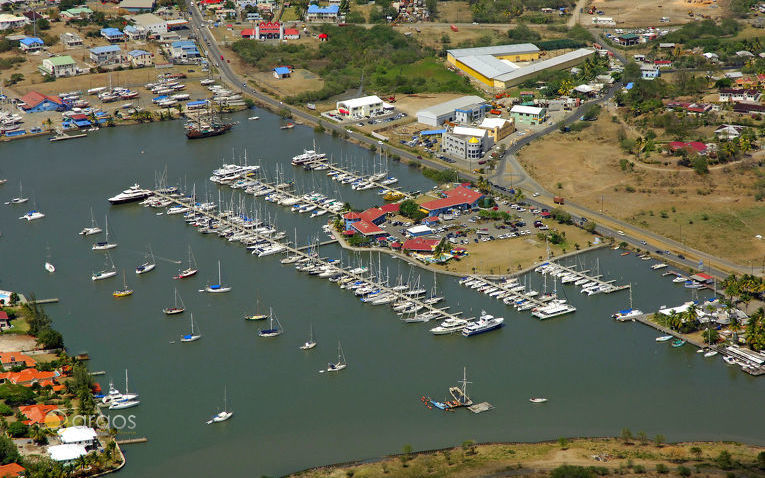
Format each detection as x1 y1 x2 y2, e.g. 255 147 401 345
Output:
1 110 763 477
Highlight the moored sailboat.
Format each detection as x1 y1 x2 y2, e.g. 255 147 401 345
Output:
203 260 231 293
135 245 156 274
174 245 199 279
92 216 117 251
180 313 201 342
163 288 185 315
206 385 233 424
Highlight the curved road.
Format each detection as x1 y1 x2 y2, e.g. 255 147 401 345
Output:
185 4 759 277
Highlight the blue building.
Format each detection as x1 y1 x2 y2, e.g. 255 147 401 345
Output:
454 103 489 124
100 28 124 42
273 66 291 79
19 37 44 52
89 45 123 65
306 4 340 22
20 91 66 113
170 40 200 62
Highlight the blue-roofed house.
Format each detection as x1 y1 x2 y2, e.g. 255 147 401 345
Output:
89 45 123 65
170 40 199 62
273 66 291 79
128 49 153 67
124 25 145 40
19 37 44 52
100 28 124 42
305 4 340 22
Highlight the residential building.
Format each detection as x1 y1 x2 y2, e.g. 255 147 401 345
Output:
128 49 153 67
733 103 765 115
0 368 58 387
718 88 761 103
118 0 156 12
124 25 146 40
454 103 489 124
0 352 35 370
0 463 25 478
130 13 167 34
89 45 123 65
416 95 486 126
664 101 712 115
305 4 339 22
478 117 514 141
667 141 708 155
284 27 299 39
40 55 77 77
0 311 10 330
509 105 546 124
100 27 124 42
19 36 43 52
58 426 98 448
0 14 27 30
59 31 83 48
60 6 92 21
48 444 88 464
19 91 65 112
18 404 62 426
273 66 291 78
170 40 200 62
641 65 659 79
714 124 745 140
441 126 494 160
420 185 484 217
336 95 384 118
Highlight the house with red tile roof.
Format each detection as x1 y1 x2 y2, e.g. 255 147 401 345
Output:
19 91 66 112
667 141 708 155
0 352 36 370
0 368 58 387
402 237 441 253
420 185 483 217
0 463 25 478
18 404 63 426
0 311 10 331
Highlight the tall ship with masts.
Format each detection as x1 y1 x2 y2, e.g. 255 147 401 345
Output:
184 102 234 139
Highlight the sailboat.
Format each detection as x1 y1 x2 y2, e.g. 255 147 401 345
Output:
180 313 201 342
174 245 198 279
92 252 118 281
299 324 316 350
204 260 231 293
244 296 268 320
611 284 642 321
258 308 283 337
206 385 233 424
44 245 55 273
108 370 140 410
448 367 472 406
7 181 28 205
79 208 102 236
92 216 117 251
163 288 185 315
136 245 156 274
113 272 134 297
322 341 347 373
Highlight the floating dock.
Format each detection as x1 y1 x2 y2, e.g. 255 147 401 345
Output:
468 402 495 414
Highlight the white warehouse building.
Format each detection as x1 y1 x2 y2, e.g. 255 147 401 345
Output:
336 96 384 118
416 95 487 127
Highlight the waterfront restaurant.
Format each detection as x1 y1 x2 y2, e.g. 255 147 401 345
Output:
420 185 484 217
402 237 441 253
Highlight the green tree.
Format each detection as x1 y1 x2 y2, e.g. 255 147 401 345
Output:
6 421 28 438
398 199 426 221
655 434 666 447
36 328 63 349
621 427 633 444
689 446 702 460
551 465 595 478
716 450 733 470
0 434 19 465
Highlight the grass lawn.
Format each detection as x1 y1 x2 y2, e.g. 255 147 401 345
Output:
373 57 476 93
281 6 298 21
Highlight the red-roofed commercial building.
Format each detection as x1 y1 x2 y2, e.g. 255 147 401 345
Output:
284 28 299 39
380 203 400 214
402 237 441 253
690 272 714 283
420 185 484 217
0 352 36 370
240 28 256 38
18 404 63 426
349 220 386 238
668 141 708 155
343 207 387 230
19 91 66 112
0 463 25 478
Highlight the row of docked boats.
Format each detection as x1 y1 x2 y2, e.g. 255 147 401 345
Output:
535 261 621 296
291 148 402 193
458 275 577 320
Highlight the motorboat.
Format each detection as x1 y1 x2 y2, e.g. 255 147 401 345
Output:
108 183 152 204
44 262 55 273
703 350 718 358
429 318 468 335
671 339 686 348
462 312 504 337
655 335 673 342
529 398 548 403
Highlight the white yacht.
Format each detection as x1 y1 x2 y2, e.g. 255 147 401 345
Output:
430 317 468 335
532 302 576 320
291 149 326 166
108 184 152 204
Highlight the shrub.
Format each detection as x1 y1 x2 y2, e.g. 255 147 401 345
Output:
716 450 733 470
0 404 12 416
657 463 669 474
6 421 27 438
551 465 595 478
677 465 691 477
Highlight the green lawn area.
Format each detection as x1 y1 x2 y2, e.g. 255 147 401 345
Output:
1 312 29 335
370 57 477 94
281 6 298 21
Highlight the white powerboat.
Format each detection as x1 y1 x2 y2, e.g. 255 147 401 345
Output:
108 183 152 204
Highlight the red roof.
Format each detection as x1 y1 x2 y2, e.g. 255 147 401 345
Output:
241 28 256 37
402 237 440 252
259 21 280 33
20 91 63 109
0 463 25 478
352 220 384 236
318 33 328 39
390 242 402 249
0 312 7 320
696 272 713 280
380 203 400 214
360 207 386 224
654 60 672 64
421 186 483 212
5 368 56 386
343 211 362 220
668 141 706 153
18 404 62 426
284 28 299 35
0 352 36 367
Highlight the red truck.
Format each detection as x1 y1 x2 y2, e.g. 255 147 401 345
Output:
553 196 565 205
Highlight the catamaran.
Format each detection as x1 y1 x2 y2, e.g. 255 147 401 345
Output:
180 313 201 342
204 260 231 293
163 288 185 315
299 324 316 350
92 216 117 251
19 210 44 221
611 285 642 321
206 385 233 424
79 208 102 236
322 341 347 373
174 245 199 279
258 309 283 337
92 252 118 281
135 245 156 274
113 272 134 297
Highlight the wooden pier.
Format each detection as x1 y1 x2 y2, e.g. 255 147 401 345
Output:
116 437 148 445
295 239 337 251
537 262 629 294
151 190 467 325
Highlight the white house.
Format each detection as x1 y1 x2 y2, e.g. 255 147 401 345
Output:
48 444 88 464
719 88 761 103
130 13 168 34
89 45 123 65
128 49 153 67
40 56 77 78
336 95 384 118
714 124 745 140
0 14 27 30
57 426 98 448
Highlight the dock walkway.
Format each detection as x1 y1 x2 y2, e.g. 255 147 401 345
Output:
151 190 465 324
304 160 414 199
538 262 629 294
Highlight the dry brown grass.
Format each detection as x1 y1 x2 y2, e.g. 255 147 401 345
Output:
518 114 765 264
585 0 726 27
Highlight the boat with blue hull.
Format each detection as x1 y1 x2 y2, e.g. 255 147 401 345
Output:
462 312 504 337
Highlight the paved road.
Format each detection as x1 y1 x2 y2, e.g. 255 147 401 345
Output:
185 5 758 277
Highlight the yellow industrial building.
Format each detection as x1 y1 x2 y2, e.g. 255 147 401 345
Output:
447 44 595 89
